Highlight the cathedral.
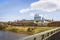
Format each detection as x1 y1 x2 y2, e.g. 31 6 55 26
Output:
34 14 53 26
8 14 53 26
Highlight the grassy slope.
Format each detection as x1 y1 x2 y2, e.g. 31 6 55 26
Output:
5 26 55 35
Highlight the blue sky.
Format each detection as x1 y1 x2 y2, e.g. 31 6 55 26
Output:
0 0 60 21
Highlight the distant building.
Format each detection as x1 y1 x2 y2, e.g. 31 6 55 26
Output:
48 21 60 27
34 14 52 26
34 14 41 24
34 14 41 20
8 14 53 26
42 17 45 22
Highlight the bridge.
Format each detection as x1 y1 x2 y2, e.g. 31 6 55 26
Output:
21 27 60 40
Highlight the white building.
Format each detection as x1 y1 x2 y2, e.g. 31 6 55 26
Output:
34 14 52 26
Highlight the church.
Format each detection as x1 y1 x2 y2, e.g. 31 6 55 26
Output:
34 14 53 26
8 13 53 26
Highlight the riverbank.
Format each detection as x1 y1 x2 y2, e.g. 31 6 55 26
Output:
4 26 56 35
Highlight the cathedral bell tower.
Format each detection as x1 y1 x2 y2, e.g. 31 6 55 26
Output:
34 14 41 24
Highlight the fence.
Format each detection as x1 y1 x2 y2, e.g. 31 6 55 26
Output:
21 27 60 40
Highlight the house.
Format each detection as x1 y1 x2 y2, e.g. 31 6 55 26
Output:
48 21 60 27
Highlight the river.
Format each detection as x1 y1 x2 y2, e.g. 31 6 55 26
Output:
0 31 29 40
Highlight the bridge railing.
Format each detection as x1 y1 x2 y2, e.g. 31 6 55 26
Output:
22 27 60 40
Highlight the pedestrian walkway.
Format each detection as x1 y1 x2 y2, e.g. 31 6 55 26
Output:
47 31 60 40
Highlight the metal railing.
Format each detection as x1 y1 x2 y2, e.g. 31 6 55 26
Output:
21 27 60 40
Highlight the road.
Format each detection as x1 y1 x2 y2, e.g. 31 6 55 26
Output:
0 31 29 40
47 31 60 40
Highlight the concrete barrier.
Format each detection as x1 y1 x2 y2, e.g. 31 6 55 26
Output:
22 27 60 40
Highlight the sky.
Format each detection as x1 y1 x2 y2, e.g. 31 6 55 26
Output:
0 0 60 22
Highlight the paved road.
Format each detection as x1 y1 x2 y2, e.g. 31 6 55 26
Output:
47 31 60 40
0 31 29 40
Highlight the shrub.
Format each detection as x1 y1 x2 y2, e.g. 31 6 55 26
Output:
0 23 5 30
0 23 8 30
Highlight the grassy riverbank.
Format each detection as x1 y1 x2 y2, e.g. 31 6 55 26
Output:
5 26 55 35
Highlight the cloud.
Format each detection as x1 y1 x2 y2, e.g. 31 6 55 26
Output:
30 13 34 17
31 0 60 12
20 0 60 13
19 8 30 13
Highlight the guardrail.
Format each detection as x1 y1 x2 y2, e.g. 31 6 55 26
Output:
21 27 60 40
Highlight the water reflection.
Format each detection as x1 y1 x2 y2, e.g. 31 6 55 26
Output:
0 31 28 40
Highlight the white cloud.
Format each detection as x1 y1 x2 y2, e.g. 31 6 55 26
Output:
31 0 60 12
19 8 30 13
20 0 60 13
39 14 43 17
30 13 35 17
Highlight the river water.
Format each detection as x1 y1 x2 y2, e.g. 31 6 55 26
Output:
0 31 29 40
